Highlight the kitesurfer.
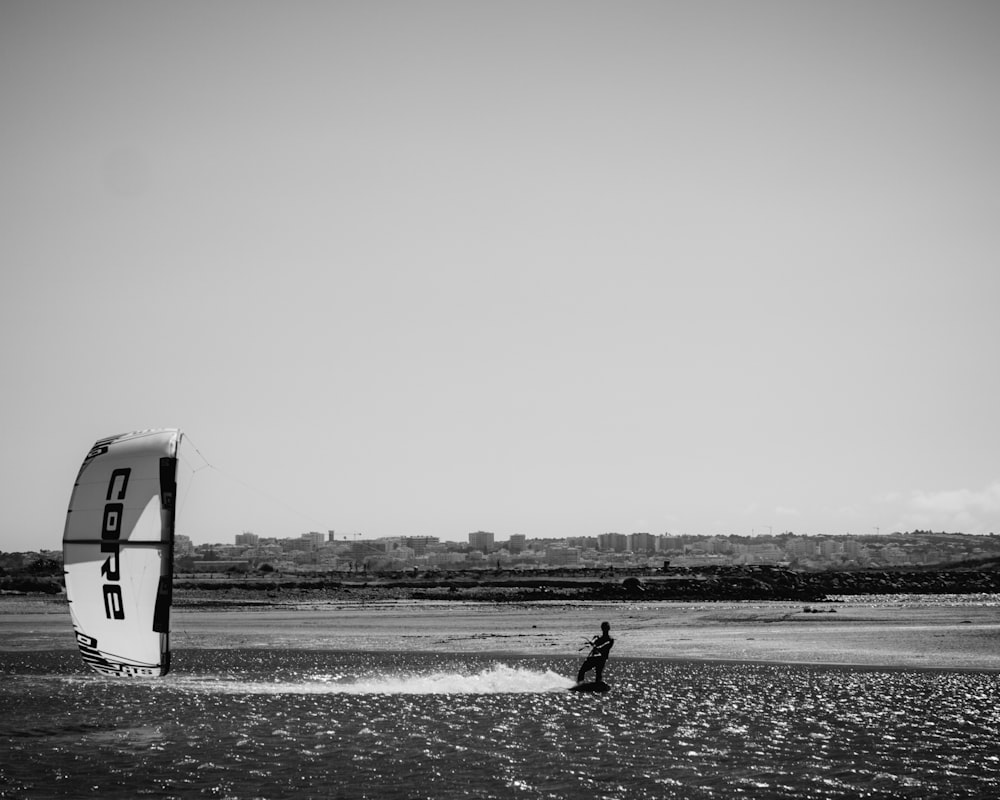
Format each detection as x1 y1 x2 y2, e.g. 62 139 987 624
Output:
577 621 614 684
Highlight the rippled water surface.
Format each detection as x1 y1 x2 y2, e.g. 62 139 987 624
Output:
2 649 998 799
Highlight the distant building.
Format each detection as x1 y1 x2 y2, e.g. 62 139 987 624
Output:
545 546 580 566
301 532 326 548
598 533 628 553
659 535 687 552
402 536 439 556
469 531 495 553
348 540 389 560
508 534 526 554
703 537 733 555
235 532 259 546
428 551 466 567
820 538 843 557
736 544 784 565
785 537 817 559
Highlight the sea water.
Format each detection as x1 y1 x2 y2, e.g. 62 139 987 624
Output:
2 649 998 799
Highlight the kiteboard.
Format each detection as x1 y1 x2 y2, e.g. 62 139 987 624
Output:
570 680 610 693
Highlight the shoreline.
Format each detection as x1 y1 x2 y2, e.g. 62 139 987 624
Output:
3 594 999 671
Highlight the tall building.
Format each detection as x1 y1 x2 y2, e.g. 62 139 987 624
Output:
402 536 439 556
785 537 817 559
820 538 844 557
235 532 259 546
629 532 657 554
469 531 495 553
508 534 526 554
301 531 326 548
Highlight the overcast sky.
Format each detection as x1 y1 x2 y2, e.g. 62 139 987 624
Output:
2 1 999 550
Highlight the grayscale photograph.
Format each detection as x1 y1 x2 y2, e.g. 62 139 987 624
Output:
2 2 999 798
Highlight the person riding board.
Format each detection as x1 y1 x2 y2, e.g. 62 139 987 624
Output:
577 621 614 684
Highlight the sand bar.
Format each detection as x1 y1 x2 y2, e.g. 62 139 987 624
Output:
2 595 998 670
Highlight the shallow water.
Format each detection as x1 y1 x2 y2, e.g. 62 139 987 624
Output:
2 649 998 799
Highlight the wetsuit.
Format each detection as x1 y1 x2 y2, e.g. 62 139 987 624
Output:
577 633 614 683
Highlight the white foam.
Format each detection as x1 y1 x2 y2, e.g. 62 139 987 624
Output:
167 663 575 695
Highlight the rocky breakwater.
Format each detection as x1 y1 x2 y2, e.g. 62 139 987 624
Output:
799 567 1000 598
608 565 1000 602
7 563 1000 604
169 563 1000 604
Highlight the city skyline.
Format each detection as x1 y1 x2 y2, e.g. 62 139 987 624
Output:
10 528 998 575
167 528 1000 573
3 2 999 552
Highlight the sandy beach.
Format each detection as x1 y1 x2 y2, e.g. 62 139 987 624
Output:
3 595 998 671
